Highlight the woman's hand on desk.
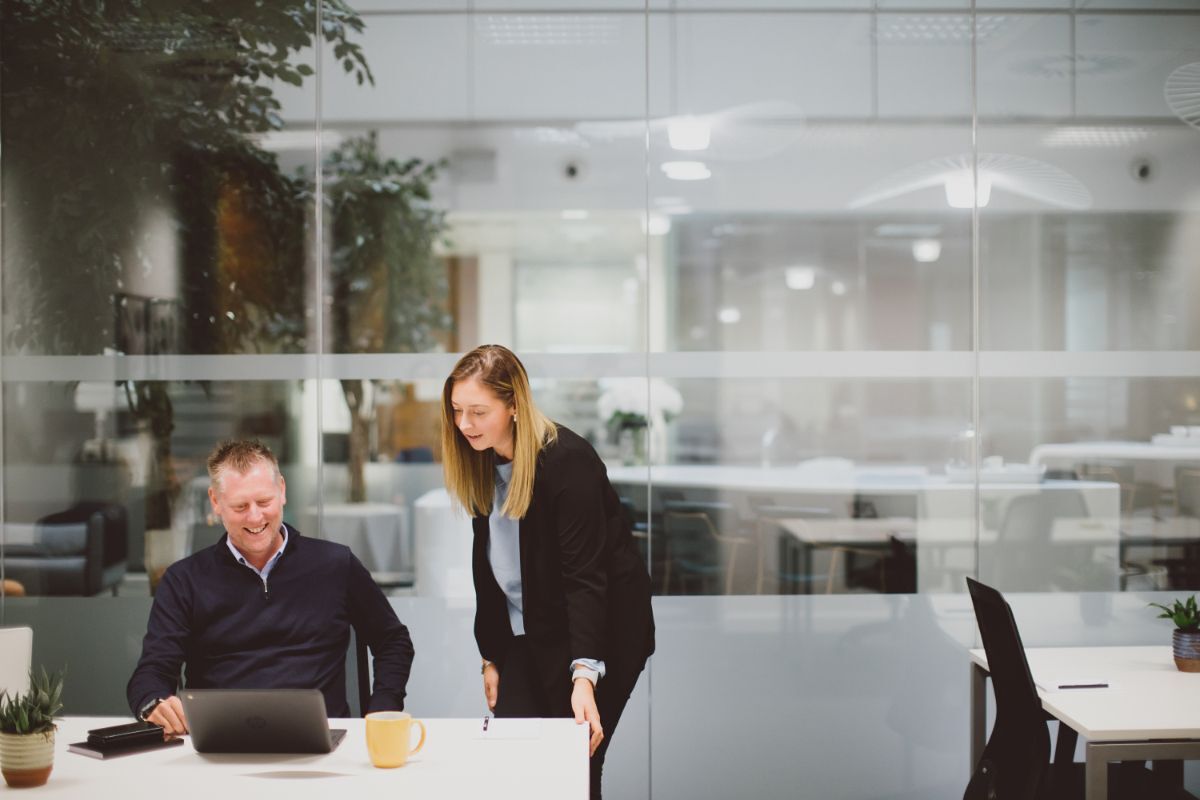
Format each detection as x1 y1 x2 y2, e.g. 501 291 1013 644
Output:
571 678 603 757
482 662 499 710
147 696 189 738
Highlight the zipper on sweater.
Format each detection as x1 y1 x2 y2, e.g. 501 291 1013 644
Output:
262 576 270 601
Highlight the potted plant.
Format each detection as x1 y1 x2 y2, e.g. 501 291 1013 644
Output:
0 667 65 788
315 132 451 502
1149 595 1200 672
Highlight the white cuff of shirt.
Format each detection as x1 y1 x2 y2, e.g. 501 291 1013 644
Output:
570 658 605 686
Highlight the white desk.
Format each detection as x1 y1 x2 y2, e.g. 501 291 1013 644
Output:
969 646 1200 800
44 717 587 799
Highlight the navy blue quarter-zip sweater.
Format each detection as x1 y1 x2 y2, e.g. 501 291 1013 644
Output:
126 525 413 719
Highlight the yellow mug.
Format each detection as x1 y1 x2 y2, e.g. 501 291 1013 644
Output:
365 711 426 768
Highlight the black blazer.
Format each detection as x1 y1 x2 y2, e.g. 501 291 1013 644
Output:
472 426 655 687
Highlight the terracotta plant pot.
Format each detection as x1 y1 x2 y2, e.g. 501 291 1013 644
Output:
0 728 55 788
1172 628 1200 672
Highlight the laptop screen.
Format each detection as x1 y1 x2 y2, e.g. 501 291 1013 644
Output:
181 688 345 754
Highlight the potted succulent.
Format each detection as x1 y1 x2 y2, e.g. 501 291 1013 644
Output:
1149 595 1200 672
0 667 65 788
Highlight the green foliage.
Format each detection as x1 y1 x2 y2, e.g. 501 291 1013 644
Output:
315 131 452 354
0 1 375 525
1150 595 1200 631
304 132 451 502
1 0 372 355
0 667 65 736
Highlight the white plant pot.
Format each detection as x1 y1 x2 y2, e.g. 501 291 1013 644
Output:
0 728 56 788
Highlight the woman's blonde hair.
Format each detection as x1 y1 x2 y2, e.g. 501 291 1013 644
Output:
440 344 557 518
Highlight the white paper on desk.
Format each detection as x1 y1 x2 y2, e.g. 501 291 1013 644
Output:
1036 676 1111 692
477 719 544 740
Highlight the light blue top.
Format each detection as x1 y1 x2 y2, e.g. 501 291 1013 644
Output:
489 460 605 680
225 524 289 586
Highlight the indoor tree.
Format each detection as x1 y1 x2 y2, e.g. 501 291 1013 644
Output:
1 0 372 529
311 132 451 502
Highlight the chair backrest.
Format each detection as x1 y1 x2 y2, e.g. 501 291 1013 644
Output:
964 578 1049 800
1177 467 1200 518
989 490 1089 591
0 627 34 698
353 630 370 717
663 500 735 548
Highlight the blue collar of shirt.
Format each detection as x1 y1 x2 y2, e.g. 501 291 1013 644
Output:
226 523 289 582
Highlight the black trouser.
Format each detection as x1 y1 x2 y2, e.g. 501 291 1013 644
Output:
494 635 644 800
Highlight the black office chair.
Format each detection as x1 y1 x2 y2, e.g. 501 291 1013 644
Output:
349 630 371 717
964 577 1187 800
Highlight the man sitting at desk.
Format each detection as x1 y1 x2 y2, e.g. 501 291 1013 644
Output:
127 439 414 735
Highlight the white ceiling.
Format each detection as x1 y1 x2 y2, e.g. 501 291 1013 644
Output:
268 6 1200 215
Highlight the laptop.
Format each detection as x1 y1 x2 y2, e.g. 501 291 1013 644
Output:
181 689 347 754
0 627 33 698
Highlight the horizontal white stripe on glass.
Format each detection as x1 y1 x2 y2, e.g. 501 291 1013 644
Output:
1 351 1198 382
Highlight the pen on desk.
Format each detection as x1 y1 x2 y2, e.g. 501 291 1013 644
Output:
1059 683 1108 689
482 716 490 733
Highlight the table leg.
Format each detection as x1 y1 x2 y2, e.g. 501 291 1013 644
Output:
801 541 814 595
1085 743 1108 800
970 662 986 769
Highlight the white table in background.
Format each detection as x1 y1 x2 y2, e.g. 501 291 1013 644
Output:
604 465 1119 592
46 717 587 799
306 503 411 585
413 489 474 600
969 646 1200 800
1029 441 1200 488
1030 441 1200 467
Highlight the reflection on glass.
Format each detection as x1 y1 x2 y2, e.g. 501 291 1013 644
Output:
2 380 298 596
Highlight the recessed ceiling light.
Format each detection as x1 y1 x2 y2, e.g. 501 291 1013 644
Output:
944 172 991 209
479 15 617 47
785 267 816 291
1042 127 1150 148
642 214 671 237
876 15 1008 44
667 117 711 152
661 161 711 181
717 307 741 324
875 223 943 238
912 239 942 263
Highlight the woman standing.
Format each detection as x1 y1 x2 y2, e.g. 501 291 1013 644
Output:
441 344 655 799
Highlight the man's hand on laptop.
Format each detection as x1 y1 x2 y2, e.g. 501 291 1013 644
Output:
147 696 189 738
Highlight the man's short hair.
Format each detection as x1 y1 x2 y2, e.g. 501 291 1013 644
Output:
207 439 280 490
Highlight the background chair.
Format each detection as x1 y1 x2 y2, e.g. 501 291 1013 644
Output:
984 490 1103 592
0 626 33 698
965 577 1187 800
661 499 753 594
2 502 128 596
751 503 907 594
617 495 653 567
1174 466 1200 518
1077 463 1162 518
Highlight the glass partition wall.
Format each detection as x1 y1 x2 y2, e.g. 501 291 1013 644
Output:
3 3 1200 798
